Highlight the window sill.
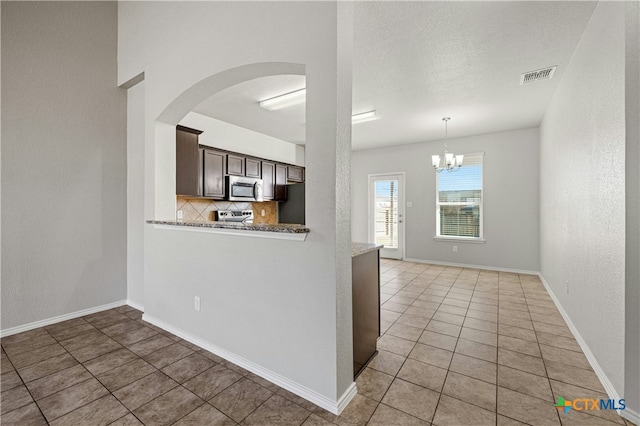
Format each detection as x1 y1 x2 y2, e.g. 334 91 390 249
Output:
433 236 486 244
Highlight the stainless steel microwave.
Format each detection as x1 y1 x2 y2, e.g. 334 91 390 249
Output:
225 176 263 202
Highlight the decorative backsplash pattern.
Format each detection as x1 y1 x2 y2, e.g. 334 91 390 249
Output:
176 196 278 224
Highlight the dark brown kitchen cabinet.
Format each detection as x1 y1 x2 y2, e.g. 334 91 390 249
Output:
227 154 245 176
176 126 203 196
275 164 288 201
245 157 261 178
287 165 304 183
203 149 226 199
261 161 275 200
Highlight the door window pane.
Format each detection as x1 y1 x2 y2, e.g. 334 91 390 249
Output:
374 180 398 248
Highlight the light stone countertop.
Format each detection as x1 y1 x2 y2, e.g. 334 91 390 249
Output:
146 220 309 234
352 242 383 257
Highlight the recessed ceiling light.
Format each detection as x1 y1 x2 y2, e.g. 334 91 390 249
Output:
352 110 381 124
259 88 306 111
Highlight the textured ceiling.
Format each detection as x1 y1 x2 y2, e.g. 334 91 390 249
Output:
193 1 597 151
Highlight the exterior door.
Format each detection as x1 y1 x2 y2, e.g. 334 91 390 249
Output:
369 173 404 259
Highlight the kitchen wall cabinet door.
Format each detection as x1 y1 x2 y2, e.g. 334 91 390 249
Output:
203 149 226 199
262 161 275 200
176 126 203 196
245 158 262 178
287 165 304 183
275 164 288 201
227 154 245 176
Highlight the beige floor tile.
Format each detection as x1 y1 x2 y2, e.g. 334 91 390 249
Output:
499 308 531 321
67 338 123 363
367 403 430 425
395 313 430 329
455 338 497 363
302 413 337 425
58 330 112 352
436 304 468 316
275 388 319 412
1 384 33 415
442 371 497 411
134 386 204 426
380 310 402 323
498 324 538 342
2 331 57 358
463 317 498 333
38 378 108 422
465 309 498 323
498 348 547 377
418 330 458 352
539 344 591 370
49 394 128 426
533 321 573 338
408 343 453 369
127 334 175 357
441 298 470 309
404 306 436 319
113 370 178 411
497 387 560 426
433 394 496 426
45 322 97 342
83 348 138 376
498 365 554 402
497 414 529 425
1 370 23 392
26 364 92 400
173 403 235 425
382 302 409 314
498 335 541 357
386 323 423 342
558 408 625 425
449 353 497 384
367 350 406 376
377 334 416 357
183 364 242 401
459 327 498 347
355 368 394 401
0 402 46 426
316 394 378 426
381 379 439 422
17 353 79 383
6 342 66 371
143 342 193 369
242 394 312 426
96 358 157 392
426 320 461 337
432 311 465 326
161 352 216 384
209 378 273 422
535 331 582 353
544 360 605 393
397 358 448 392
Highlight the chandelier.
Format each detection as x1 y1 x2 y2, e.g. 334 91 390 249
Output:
432 117 463 173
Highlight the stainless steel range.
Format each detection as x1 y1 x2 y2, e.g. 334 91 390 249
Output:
214 210 254 224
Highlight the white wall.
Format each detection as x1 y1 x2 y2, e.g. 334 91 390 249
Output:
119 1 354 409
127 81 145 309
1 2 127 329
352 127 539 272
625 1 640 418
180 112 305 166
540 1 626 401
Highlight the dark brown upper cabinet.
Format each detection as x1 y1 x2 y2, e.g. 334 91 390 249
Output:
245 158 262 179
176 126 203 197
203 149 226 199
287 165 304 183
261 161 275 200
275 164 288 201
226 154 245 176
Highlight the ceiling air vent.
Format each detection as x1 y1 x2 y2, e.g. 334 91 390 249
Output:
520 66 557 85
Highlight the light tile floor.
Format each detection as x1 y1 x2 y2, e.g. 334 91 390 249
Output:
1 259 635 425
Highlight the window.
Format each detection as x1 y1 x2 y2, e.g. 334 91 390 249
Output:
436 153 483 240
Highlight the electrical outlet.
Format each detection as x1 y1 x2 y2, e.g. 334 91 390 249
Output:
261 209 266 217
194 296 200 312
177 210 183 221
453 246 458 253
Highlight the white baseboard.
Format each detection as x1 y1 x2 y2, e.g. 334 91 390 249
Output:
538 274 632 420
0 300 128 338
142 313 356 415
402 257 539 275
621 407 639 425
126 300 144 312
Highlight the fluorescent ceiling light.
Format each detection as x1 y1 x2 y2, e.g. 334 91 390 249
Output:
351 110 381 124
259 88 306 111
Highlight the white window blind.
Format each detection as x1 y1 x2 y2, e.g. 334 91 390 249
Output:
436 153 483 239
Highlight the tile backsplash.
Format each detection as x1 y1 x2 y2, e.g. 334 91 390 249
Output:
176 196 278 224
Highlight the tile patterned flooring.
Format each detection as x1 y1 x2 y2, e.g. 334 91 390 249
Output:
1 259 635 425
